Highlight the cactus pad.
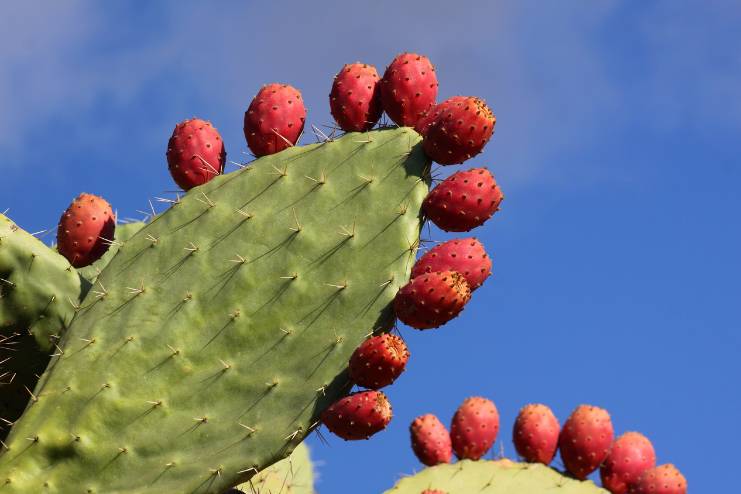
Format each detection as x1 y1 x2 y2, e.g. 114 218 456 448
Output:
1 215 89 435
0 127 429 493
234 442 314 494
384 459 608 494
0 214 88 350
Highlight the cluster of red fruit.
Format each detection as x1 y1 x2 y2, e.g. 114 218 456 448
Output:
318 234 495 439
409 399 686 494
166 53 496 187
55 52 501 274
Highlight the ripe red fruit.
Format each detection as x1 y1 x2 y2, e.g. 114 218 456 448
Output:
423 167 503 232
321 390 392 441
330 63 382 132
411 238 491 291
380 53 438 127
414 96 468 137
243 83 306 157
166 118 226 191
450 396 500 460
512 403 560 465
422 96 496 165
631 464 687 494
558 405 614 480
348 334 409 389
410 414 452 466
601 432 656 494
56 193 115 268
393 271 471 330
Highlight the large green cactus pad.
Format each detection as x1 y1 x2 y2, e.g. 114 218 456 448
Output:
234 442 314 494
0 215 89 436
384 459 608 494
0 128 429 493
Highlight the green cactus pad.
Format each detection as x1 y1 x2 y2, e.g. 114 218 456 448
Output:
235 442 314 494
0 215 90 435
77 221 146 285
0 127 429 493
384 459 608 494
0 214 89 350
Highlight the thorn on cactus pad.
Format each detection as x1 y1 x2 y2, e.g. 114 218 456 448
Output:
235 208 253 219
238 423 256 434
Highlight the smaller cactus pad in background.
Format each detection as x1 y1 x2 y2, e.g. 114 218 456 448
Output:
231 442 314 494
1 214 90 436
384 459 608 494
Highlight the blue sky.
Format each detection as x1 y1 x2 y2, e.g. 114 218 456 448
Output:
2 1 739 492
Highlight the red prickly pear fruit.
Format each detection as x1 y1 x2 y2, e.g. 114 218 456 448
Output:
630 464 687 494
450 396 500 460
513 403 560 465
411 238 491 291
56 193 115 268
393 271 471 330
166 118 226 191
423 167 503 232
422 96 496 165
243 83 306 157
321 390 392 440
558 404 614 480
380 53 438 127
330 63 383 132
348 334 409 389
414 96 468 137
410 414 453 466
601 432 657 494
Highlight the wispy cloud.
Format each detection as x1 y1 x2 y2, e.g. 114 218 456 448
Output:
1 1 739 187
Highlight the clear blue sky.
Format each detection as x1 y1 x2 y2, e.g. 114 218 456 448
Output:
2 1 739 492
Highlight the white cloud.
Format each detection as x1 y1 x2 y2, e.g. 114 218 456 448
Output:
1 1 739 188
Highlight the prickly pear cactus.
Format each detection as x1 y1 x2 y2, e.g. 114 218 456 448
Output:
77 221 146 285
384 459 608 494
0 215 90 436
234 442 314 494
0 127 429 493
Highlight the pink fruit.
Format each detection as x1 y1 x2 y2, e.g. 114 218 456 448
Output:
243 83 306 157
56 193 116 268
348 333 409 389
380 53 438 127
330 63 383 132
512 403 560 465
411 238 491 291
393 271 471 330
321 390 392 440
422 96 496 165
423 167 503 232
631 464 687 494
601 432 656 494
414 96 468 137
166 118 226 191
558 405 614 480
410 414 452 466
421 491 447 494
450 396 500 460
